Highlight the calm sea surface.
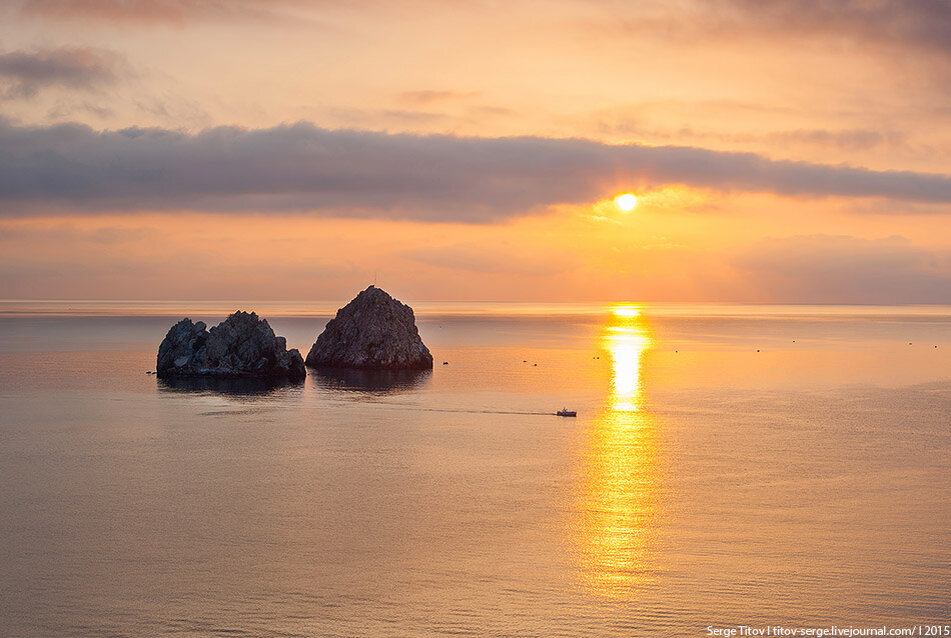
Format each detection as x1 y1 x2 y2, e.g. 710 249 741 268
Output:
0 302 949 637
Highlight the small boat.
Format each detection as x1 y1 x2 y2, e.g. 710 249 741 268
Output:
556 408 577 417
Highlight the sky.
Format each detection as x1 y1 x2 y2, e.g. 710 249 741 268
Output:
2 0 951 303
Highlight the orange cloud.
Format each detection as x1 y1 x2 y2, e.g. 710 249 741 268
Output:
17 0 303 23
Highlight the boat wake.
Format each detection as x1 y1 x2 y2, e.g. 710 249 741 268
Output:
332 397 558 416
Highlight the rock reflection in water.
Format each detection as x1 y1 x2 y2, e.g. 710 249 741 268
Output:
309 367 432 394
157 375 304 396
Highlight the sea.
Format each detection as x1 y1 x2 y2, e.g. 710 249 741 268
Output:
0 301 948 637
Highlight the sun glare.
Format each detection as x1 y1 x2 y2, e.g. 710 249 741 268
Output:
611 305 641 318
615 193 637 212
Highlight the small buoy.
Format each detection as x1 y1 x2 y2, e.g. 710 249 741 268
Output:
756 349 760 352
442 361 448 365
909 342 913 345
533 363 537 366
522 360 527 363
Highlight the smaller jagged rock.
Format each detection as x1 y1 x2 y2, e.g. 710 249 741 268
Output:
157 311 305 380
306 286 433 370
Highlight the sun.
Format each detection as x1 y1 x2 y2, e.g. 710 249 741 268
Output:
614 193 637 211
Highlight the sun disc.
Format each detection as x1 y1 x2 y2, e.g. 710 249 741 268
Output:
615 193 637 211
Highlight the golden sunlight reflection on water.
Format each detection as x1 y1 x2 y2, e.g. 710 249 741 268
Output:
575 305 661 597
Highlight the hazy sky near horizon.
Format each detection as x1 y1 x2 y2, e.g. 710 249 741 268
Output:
2 0 951 302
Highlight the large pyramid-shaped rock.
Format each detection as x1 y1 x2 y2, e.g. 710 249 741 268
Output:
157 311 305 379
306 286 433 370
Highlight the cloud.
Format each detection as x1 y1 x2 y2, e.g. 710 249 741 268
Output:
2 119 951 221
762 129 900 152
397 90 479 106
0 222 156 245
17 0 951 58
598 116 905 153
735 235 951 303
16 0 304 23
0 48 122 99
712 0 951 53
403 243 575 276
593 0 951 55
706 127 903 153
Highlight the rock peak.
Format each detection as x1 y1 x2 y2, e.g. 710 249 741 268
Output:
354 285 393 302
306 287 433 370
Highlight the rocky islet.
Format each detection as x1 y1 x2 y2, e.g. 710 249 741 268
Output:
306 286 433 370
156 311 305 380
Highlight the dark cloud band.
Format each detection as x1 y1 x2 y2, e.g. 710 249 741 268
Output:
1 120 950 221
0 48 120 99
